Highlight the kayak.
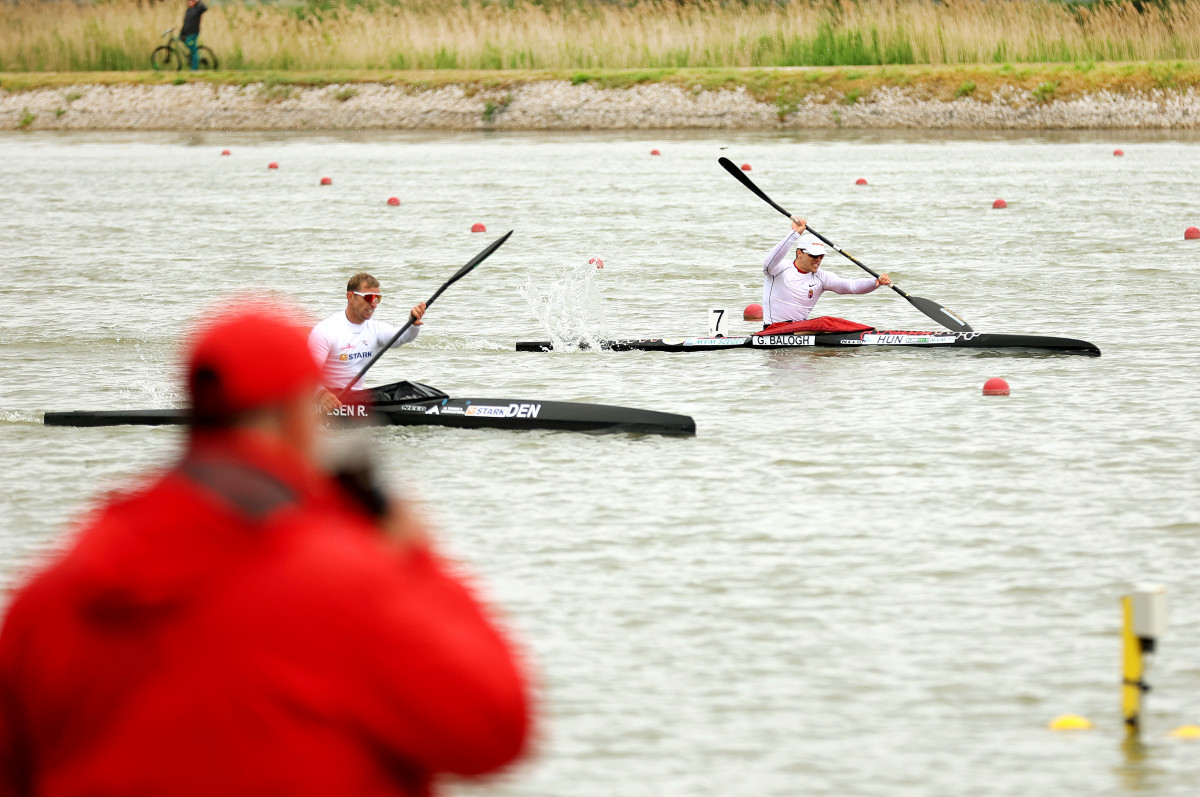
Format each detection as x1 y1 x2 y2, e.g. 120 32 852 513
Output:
43 381 697 437
517 329 1100 356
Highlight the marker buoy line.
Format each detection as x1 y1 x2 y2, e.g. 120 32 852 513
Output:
992 199 1007 209
386 197 400 206
471 222 487 233
220 149 231 156
855 177 868 185
589 258 604 269
743 303 763 321
320 177 332 185
982 377 1009 396
268 162 279 170
1185 226 1200 240
1171 725 1200 739
650 149 661 156
1114 149 1125 157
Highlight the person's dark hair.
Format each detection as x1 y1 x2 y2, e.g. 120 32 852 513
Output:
347 273 380 293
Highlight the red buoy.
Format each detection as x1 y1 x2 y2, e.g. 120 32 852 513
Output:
220 149 231 156
855 177 868 185
992 199 1007 209
320 177 332 185
268 162 279 170
386 197 400 206
743 303 763 321
1186 227 1200 240
1113 149 1125 157
650 149 661 156
983 377 1010 396
471 222 487 233
741 163 752 172
589 257 604 269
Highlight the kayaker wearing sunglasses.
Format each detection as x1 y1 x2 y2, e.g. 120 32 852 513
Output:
309 273 427 413
761 216 892 326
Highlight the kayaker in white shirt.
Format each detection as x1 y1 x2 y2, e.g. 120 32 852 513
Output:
309 272 427 412
762 217 892 325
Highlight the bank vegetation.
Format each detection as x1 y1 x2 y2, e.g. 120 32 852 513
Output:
3 0 1200 73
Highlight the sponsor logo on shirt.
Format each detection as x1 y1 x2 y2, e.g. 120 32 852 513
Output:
750 335 815 347
337 350 375 362
465 403 543 418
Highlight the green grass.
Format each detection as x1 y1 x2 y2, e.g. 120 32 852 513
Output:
4 63 1200 107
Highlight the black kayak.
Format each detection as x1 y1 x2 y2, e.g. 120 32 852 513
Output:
517 329 1100 356
44 381 696 437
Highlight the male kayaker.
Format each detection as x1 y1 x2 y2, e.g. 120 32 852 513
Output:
0 305 532 796
762 216 892 325
309 272 427 412
180 0 207 71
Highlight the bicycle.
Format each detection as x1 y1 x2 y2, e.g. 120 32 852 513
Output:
150 28 218 71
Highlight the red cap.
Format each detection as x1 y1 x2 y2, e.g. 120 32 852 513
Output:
187 305 320 422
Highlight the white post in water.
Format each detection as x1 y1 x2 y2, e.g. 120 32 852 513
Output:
708 308 729 338
1122 583 1167 737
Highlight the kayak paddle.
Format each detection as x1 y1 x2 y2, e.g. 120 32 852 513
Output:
717 157 972 333
337 229 514 400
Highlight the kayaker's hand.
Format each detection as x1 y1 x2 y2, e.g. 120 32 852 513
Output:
410 301 427 326
790 215 806 234
316 388 342 414
876 273 892 287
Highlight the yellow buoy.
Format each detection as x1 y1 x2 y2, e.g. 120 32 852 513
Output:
1170 725 1200 739
1050 714 1094 731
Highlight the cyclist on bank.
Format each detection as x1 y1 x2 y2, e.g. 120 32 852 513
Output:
181 0 207 71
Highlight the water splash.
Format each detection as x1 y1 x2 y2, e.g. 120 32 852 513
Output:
518 258 610 352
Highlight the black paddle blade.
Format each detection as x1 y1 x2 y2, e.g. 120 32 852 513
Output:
908 294 973 333
718 157 793 220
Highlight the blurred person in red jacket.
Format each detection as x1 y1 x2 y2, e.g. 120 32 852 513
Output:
0 304 531 797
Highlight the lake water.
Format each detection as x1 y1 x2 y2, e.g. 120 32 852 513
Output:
2 129 1199 796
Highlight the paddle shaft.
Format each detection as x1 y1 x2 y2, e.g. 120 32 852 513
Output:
717 157 972 332
336 230 514 400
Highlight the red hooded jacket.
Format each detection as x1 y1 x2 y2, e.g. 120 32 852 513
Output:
0 429 530 797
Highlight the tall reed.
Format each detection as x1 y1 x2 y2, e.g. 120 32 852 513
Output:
2 0 1198 72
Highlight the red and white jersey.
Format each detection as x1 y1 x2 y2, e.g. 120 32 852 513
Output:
308 310 419 391
762 230 879 324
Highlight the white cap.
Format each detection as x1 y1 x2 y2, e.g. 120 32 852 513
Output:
796 233 825 256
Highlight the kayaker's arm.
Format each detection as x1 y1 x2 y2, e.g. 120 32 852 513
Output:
763 230 800 276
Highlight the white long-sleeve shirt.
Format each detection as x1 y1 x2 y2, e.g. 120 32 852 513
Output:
308 310 419 392
761 231 879 324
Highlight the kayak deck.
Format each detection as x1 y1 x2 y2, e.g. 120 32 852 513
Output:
44 381 696 436
517 330 1100 356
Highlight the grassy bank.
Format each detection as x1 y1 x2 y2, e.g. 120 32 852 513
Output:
4 63 1199 106
3 0 1200 73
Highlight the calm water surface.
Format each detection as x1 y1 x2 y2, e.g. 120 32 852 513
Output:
2 129 1200 796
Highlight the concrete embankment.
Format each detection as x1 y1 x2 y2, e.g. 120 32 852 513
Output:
3 80 1199 131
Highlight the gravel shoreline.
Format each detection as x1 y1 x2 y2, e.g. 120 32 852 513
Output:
4 81 1200 130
